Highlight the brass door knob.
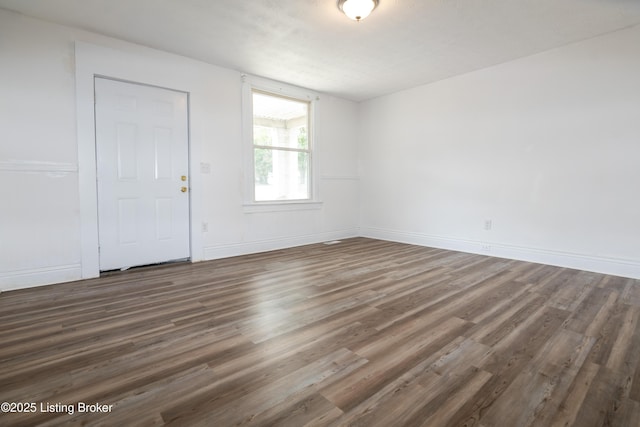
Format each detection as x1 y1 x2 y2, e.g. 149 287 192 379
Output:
181 186 188 193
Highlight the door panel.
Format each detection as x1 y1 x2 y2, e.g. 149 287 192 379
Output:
116 122 138 179
153 127 173 179
117 198 138 244
95 77 190 271
155 198 173 240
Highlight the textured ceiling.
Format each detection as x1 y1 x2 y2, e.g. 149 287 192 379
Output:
2 0 640 101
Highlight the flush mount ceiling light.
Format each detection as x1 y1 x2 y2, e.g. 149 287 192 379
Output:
338 0 379 22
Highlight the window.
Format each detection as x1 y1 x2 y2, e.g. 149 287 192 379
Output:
251 90 312 202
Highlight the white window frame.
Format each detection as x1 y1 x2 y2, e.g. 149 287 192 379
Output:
241 75 322 213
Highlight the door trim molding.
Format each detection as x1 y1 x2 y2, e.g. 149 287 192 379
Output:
75 41 202 279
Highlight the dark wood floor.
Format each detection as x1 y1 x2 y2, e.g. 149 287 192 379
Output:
1 238 640 426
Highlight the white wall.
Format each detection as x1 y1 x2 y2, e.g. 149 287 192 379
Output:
359 25 640 279
3 9 638 291
0 9 359 291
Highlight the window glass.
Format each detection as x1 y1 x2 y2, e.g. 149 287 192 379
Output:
252 91 311 201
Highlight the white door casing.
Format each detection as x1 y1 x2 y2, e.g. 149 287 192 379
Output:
95 77 190 271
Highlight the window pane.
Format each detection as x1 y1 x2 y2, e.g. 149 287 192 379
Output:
255 148 309 201
253 125 275 147
253 92 309 149
294 126 308 150
254 147 273 186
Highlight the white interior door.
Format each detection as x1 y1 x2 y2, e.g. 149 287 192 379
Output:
95 77 190 271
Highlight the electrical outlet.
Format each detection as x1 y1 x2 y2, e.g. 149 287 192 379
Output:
484 219 492 231
201 222 208 233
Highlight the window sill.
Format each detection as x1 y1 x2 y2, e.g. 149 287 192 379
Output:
242 201 323 214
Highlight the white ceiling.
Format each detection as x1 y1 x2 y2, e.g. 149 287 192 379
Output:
2 0 640 101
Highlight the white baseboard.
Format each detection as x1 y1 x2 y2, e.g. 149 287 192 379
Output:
1 231 359 292
5 227 636 292
360 227 640 280
0 264 82 292
203 229 359 260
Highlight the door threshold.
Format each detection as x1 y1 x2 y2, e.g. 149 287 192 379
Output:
100 258 191 276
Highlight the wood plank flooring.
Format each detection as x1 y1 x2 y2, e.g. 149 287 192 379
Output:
1 237 640 426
